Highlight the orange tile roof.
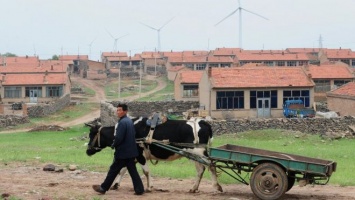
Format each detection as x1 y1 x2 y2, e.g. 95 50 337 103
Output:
212 48 241 56
210 67 314 88
1 56 39 64
179 70 203 83
59 55 88 61
327 82 355 97
106 56 142 62
307 64 354 79
286 48 322 53
167 66 185 72
237 52 309 61
323 49 355 59
161 51 183 58
2 73 67 85
101 52 128 57
207 56 234 63
0 61 68 73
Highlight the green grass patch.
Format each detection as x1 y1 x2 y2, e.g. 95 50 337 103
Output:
0 128 352 186
105 79 157 100
138 78 174 101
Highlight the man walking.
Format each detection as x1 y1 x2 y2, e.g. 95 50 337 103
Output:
93 103 144 195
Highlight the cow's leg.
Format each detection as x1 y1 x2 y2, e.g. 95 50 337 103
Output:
140 163 153 192
111 167 128 190
190 162 205 193
208 164 223 192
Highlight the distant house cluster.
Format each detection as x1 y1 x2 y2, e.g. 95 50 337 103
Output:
1 47 355 118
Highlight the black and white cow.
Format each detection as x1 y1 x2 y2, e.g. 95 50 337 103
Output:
85 117 223 193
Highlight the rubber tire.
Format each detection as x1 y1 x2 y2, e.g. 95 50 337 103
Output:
250 163 288 200
286 172 296 192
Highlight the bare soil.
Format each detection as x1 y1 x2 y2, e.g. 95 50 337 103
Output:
1 162 355 200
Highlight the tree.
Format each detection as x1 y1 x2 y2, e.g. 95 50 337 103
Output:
1 52 17 57
52 55 59 60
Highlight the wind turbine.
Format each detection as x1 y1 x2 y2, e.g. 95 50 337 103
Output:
215 0 268 48
105 29 129 52
88 36 97 59
140 17 175 51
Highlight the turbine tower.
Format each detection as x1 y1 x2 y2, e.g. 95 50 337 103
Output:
215 0 268 48
140 17 175 51
105 29 129 52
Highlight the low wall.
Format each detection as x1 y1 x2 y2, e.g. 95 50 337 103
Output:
100 101 355 136
27 94 71 117
100 101 199 126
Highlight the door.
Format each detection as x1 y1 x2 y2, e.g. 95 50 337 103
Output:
30 90 38 103
257 98 271 118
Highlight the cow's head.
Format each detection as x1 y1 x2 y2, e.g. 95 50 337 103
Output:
84 122 103 156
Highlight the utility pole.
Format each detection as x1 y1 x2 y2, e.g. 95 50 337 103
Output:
154 48 157 76
139 61 142 98
118 63 121 99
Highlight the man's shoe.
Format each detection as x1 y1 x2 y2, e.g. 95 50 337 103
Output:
92 185 106 194
134 192 144 195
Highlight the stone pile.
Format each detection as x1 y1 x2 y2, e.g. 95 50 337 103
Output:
0 115 29 128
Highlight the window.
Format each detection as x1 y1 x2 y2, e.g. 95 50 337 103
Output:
340 59 350 65
196 64 206 70
185 63 194 69
352 60 355 67
286 61 297 66
25 87 42 97
46 86 63 97
298 61 308 66
250 90 277 108
276 61 285 66
314 80 331 92
264 61 274 66
183 85 198 97
334 80 350 87
4 87 21 98
283 90 310 107
216 91 244 109
220 63 231 68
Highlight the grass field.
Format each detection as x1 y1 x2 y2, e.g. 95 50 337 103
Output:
0 127 353 186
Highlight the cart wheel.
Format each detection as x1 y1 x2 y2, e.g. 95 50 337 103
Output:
250 163 288 200
286 172 296 192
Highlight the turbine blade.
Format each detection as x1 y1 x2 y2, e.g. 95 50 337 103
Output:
117 33 129 40
215 8 240 26
140 22 158 31
105 28 115 39
241 8 269 20
159 17 175 30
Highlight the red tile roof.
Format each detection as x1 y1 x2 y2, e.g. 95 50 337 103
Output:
286 48 322 53
167 66 185 72
0 61 69 73
212 48 241 56
237 52 309 61
101 52 128 57
59 55 88 61
307 64 354 79
1 56 39 64
179 70 203 83
209 67 314 88
323 49 355 59
106 56 142 62
1 73 67 85
327 82 355 97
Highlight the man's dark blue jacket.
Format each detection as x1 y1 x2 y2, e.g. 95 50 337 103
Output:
112 115 138 159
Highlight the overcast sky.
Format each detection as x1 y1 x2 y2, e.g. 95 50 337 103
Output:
1 0 355 61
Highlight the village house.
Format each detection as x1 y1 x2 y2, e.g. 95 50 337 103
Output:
306 62 355 101
0 57 71 104
174 70 203 101
198 66 315 119
326 82 355 116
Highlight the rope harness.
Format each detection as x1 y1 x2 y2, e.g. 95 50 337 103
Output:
89 126 103 150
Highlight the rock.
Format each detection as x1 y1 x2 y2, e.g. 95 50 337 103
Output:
43 164 56 171
69 165 77 171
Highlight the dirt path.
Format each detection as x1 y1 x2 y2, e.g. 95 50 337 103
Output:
1 162 354 200
0 75 166 134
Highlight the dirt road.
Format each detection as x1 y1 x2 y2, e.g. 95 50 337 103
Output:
1 162 354 200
